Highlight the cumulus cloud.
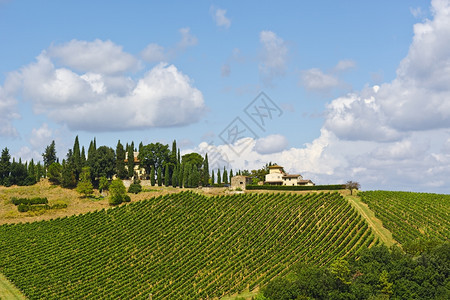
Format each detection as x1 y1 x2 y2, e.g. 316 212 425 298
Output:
48 39 139 74
333 59 356 72
0 73 21 137
259 31 288 84
211 6 231 29
1 40 206 132
29 123 53 149
254 134 288 154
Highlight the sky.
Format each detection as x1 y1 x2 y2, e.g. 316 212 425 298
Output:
1 0 450 193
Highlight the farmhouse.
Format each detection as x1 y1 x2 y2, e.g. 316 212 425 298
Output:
264 165 314 186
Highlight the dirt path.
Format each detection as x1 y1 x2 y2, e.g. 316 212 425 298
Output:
346 195 398 247
0 273 27 300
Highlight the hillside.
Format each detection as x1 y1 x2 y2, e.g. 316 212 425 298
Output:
0 192 376 299
360 191 450 245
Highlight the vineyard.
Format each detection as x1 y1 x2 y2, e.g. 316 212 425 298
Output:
360 191 450 245
0 192 377 299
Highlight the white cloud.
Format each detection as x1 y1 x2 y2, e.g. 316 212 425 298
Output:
29 123 53 149
177 27 198 50
0 73 20 137
1 40 206 132
254 134 288 154
141 43 168 62
48 39 139 75
12 146 41 163
259 31 288 84
211 6 231 29
333 59 356 72
300 68 340 93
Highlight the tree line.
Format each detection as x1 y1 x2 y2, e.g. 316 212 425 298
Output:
0 137 250 190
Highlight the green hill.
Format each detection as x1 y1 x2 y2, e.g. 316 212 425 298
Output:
0 191 376 299
360 191 450 245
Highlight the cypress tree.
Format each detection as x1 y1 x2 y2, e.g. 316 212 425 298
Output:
223 167 228 184
72 135 81 180
171 140 177 164
202 153 209 186
183 163 190 187
0 147 11 185
150 165 156 186
81 146 86 166
127 144 134 179
171 165 178 187
217 169 221 185
164 165 170 186
42 141 57 174
116 140 127 179
179 163 184 187
157 166 162 186
211 170 215 185
229 169 233 182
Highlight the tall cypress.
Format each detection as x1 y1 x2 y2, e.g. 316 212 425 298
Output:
0 147 11 185
116 140 127 179
150 165 156 186
127 144 134 179
164 165 170 186
217 169 221 185
223 167 228 184
157 166 162 186
81 146 87 167
211 170 215 185
72 135 81 180
202 153 209 186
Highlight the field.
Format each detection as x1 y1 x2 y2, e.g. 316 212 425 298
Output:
360 191 450 244
0 191 376 299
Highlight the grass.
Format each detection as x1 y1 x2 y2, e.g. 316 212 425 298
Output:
0 273 27 300
345 193 398 247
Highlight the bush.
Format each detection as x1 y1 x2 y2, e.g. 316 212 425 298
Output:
11 197 48 205
128 183 142 194
109 179 127 206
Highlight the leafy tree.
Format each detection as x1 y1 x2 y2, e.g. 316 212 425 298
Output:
109 179 129 205
181 153 203 170
76 167 93 197
91 146 116 180
42 140 57 173
345 181 361 195
128 183 142 194
99 176 109 194
138 143 170 175
47 162 62 185
0 147 11 185
115 140 127 179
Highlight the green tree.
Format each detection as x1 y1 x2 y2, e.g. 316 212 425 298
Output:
91 146 116 180
109 179 129 205
47 162 62 185
76 167 93 197
72 135 82 180
127 143 134 179
42 140 57 174
202 153 209 186
99 176 109 194
217 169 221 185
115 140 127 179
61 160 77 188
181 152 203 169
164 165 170 186
222 167 228 184
229 169 233 182
0 147 11 185
211 170 215 185
157 166 162 186
150 165 156 186
171 165 178 187
138 143 170 175
9 161 29 186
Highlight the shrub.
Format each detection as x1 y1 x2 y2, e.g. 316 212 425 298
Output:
109 179 127 206
128 183 142 194
245 184 345 191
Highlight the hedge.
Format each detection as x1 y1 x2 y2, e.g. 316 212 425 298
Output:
245 184 345 191
11 197 48 206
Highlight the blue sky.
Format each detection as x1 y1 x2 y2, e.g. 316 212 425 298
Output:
2 0 450 193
